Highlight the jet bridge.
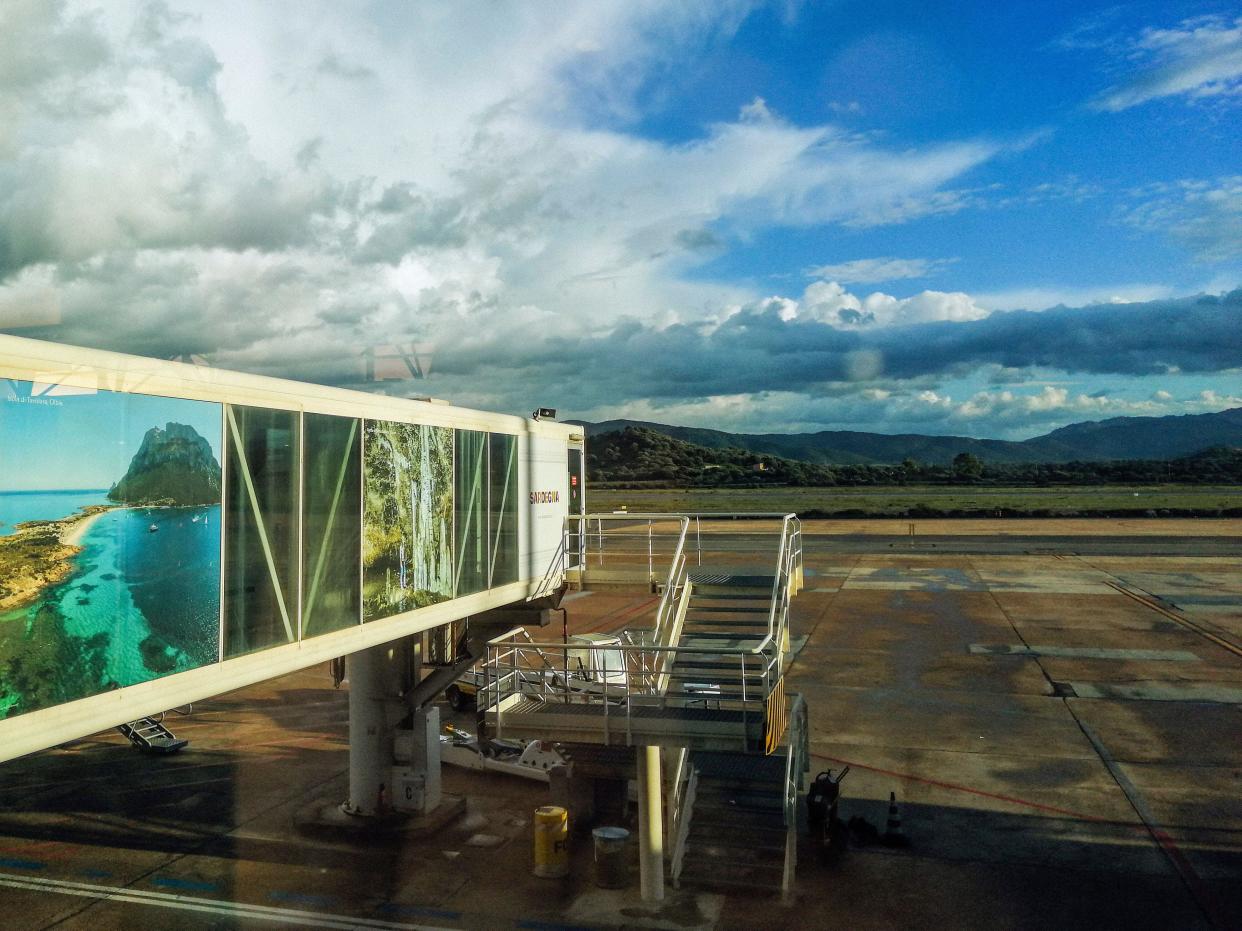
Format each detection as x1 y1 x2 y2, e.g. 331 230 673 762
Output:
0 333 584 815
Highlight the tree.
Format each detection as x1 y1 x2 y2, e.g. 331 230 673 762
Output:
952 452 984 480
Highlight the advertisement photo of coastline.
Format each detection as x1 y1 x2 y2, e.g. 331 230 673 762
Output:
0 379 223 719
362 420 453 622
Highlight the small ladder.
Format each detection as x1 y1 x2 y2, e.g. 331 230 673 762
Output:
117 716 188 754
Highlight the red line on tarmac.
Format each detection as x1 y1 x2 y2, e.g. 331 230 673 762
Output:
813 751 1230 927
810 752 1115 823
582 596 659 634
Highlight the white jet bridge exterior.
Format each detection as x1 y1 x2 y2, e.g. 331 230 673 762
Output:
0 334 583 762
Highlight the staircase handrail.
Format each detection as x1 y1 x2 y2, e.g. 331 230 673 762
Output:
782 693 808 829
669 765 699 886
528 526 570 603
649 517 691 643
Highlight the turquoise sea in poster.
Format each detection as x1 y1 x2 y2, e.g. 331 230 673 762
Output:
0 490 113 536
0 502 225 719
0 381 224 719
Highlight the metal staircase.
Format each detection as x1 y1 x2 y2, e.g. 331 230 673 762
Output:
480 515 802 754
675 751 789 891
670 694 808 896
480 513 808 894
116 715 188 754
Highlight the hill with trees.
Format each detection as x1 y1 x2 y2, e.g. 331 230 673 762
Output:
575 407 1242 466
587 427 1242 488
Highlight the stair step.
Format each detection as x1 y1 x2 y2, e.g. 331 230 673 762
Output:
686 604 770 614
685 831 787 858
695 792 784 815
692 586 771 597
671 656 769 670
690 810 786 836
695 752 787 781
667 688 759 701
682 617 770 628
678 856 784 892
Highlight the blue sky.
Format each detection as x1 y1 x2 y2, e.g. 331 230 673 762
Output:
0 2 1238 439
0 380 222 491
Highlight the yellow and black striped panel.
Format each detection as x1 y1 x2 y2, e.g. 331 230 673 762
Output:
764 676 788 755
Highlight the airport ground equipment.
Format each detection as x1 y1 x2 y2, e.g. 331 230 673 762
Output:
806 767 850 859
437 724 566 783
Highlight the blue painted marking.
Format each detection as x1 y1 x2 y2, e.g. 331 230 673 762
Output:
152 876 220 893
268 890 339 907
80 869 112 879
515 921 596 931
0 857 44 870
378 902 463 920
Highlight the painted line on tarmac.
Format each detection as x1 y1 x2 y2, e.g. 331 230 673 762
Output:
0 856 45 870
151 875 221 893
810 751 1114 824
969 644 1201 661
0 872 455 930
1072 718 1230 931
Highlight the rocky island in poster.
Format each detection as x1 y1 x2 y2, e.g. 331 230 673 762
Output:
363 420 453 621
0 379 223 719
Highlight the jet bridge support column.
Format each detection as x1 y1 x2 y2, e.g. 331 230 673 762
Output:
637 744 665 901
345 642 396 816
343 637 442 817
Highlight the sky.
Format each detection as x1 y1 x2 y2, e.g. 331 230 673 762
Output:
0 379 222 491
0 0 1239 440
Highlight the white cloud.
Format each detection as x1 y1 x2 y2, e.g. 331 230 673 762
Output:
805 256 954 284
0 0 1013 381
1122 177 1242 263
797 280 989 328
1091 15 1242 111
970 283 1178 312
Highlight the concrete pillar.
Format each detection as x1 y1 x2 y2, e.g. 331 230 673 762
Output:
345 643 392 816
637 744 664 901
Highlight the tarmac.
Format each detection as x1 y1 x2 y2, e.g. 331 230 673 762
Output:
0 519 1239 929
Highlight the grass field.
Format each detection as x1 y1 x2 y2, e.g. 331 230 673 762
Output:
586 484 1242 516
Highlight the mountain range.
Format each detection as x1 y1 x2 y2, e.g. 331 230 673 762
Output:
571 407 1242 466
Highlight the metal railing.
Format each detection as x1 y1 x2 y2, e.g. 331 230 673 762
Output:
669 763 699 887
481 632 781 748
528 531 569 603
781 693 809 895
493 512 804 749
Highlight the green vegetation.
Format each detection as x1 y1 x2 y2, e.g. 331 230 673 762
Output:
588 485 1242 517
587 428 1242 517
0 507 113 612
362 421 454 619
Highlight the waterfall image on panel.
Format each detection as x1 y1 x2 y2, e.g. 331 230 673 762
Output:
0 379 223 719
362 420 453 621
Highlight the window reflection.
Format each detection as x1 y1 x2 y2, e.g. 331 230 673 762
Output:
223 405 300 657
302 413 361 637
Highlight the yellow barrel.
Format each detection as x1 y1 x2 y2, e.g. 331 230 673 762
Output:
533 805 569 878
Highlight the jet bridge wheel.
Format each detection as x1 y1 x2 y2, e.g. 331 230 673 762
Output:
446 685 475 712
